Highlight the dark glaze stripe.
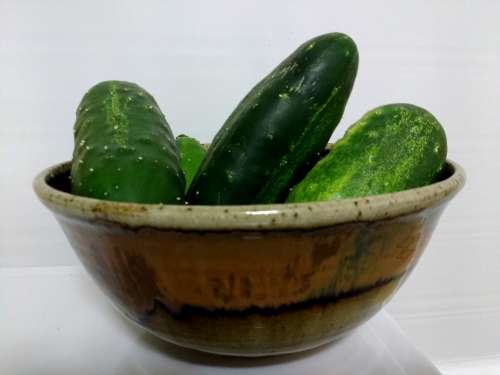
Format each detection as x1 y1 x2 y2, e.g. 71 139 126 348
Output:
142 271 406 321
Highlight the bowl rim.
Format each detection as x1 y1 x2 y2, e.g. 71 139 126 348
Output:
33 160 465 231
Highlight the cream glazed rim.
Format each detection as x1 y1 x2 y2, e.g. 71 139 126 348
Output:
33 160 465 231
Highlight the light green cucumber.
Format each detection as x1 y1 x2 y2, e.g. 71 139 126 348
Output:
176 134 206 192
287 103 447 202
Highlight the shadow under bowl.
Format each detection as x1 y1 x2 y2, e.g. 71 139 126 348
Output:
33 160 465 356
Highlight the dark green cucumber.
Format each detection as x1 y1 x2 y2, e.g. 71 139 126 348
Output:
187 32 358 205
71 81 185 204
176 134 206 192
286 103 447 202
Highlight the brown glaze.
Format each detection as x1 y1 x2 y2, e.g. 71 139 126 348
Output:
34 160 465 356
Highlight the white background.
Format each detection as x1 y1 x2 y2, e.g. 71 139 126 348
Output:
1 0 499 371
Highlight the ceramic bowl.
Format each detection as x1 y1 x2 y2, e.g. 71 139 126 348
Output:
33 160 465 356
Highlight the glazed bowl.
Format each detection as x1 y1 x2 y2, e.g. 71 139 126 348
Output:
33 160 465 356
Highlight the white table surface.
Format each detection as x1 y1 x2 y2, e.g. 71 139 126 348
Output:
0 266 441 375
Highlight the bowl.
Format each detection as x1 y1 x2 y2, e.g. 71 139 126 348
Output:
33 159 465 356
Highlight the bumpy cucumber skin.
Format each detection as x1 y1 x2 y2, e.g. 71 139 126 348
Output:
286 103 447 202
187 33 359 205
71 81 185 204
176 134 206 192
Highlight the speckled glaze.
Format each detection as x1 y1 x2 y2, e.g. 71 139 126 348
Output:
33 160 465 356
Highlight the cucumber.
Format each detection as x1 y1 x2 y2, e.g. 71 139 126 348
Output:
187 32 358 205
286 103 447 202
71 81 185 204
176 134 206 192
